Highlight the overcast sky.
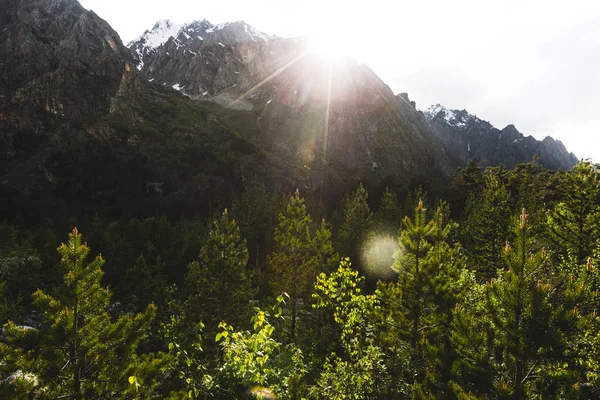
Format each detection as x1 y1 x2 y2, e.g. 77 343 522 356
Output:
80 0 600 162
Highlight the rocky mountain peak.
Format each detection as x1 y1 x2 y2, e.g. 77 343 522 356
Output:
424 103 577 169
128 18 276 73
128 19 182 70
424 104 479 129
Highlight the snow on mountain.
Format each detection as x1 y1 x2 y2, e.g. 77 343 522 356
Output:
128 19 275 71
127 20 181 70
424 104 472 128
129 19 181 50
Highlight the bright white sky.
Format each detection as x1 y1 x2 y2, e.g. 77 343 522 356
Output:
81 0 600 162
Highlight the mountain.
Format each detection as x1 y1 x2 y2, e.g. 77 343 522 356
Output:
0 1 579 226
128 19 577 186
0 0 298 224
424 104 578 170
127 18 454 198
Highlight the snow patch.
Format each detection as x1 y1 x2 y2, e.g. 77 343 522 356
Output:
218 42 225 47
424 104 470 128
130 20 182 50
172 84 184 91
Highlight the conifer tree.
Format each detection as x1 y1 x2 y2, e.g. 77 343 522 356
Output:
452 158 485 196
507 157 554 237
453 209 592 398
0 228 158 399
123 251 167 312
234 183 280 268
268 190 335 340
313 218 339 274
462 171 512 280
374 186 402 237
184 209 256 333
420 203 471 395
392 200 435 346
337 183 373 268
548 161 600 264
390 201 471 395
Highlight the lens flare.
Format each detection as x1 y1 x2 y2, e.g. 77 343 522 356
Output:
362 235 399 280
248 386 276 399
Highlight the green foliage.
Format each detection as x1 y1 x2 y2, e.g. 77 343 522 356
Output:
216 297 306 399
453 209 600 398
392 199 435 345
234 182 281 269
268 189 336 340
311 259 404 399
374 186 402 237
1 159 599 399
548 161 600 264
462 170 512 280
337 183 373 270
0 228 159 399
184 209 256 333
389 200 473 396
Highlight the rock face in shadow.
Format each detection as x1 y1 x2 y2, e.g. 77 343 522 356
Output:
0 0 578 224
129 18 577 197
0 0 299 223
128 19 454 198
423 104 578 170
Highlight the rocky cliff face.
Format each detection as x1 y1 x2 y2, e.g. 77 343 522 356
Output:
0 0 579 223
127 19 453 196
0 0 132 129
0 0 296 223
424 104 578 170
128 18 577 189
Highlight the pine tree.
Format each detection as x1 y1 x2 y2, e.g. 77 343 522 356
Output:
374 186 402 237
548 161 600 264
392 200 435 346
0 228 158 399
313 218 339 274
452 158 485 197
234 182 281 269
462 171 512 280
421 202 471 395
123 250 167 312
389 201 471 395
337 183 373 269
453 209 592 398
184 209 256 333
268 189 334 340
507 158 554 239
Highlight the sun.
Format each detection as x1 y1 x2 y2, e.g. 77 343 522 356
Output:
307 14 363 63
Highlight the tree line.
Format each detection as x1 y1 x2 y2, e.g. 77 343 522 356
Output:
1 159 599 399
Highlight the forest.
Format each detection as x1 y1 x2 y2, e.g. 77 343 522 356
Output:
1 158 599 399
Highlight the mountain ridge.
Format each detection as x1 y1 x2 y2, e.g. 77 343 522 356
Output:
127 17 578 173
423 103 577 170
